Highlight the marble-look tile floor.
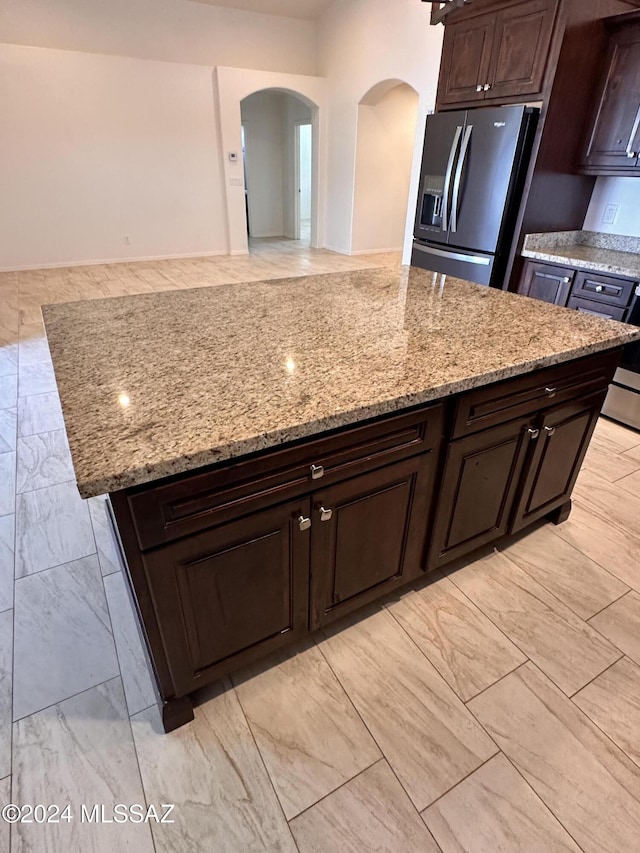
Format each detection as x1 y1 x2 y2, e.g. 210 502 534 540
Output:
1 241 640 851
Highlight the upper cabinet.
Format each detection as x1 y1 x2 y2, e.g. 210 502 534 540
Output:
436 0 559 108
579 14 640 175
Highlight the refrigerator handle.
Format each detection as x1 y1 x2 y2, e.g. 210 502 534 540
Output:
451 124 473 233
442 125 463 233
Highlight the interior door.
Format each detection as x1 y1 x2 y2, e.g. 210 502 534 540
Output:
448 105 529 254
414 111 467 244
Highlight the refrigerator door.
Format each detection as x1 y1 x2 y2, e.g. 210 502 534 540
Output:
448 105 530 255
411 241 494 285
414 111 466 245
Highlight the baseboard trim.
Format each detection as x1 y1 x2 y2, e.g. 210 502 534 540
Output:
349 247 403 256
0 249 229 272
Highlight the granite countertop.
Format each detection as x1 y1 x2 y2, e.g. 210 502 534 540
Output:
42 267 640 498
522 231 640 279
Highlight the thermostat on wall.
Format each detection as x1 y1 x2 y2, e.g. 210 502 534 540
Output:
228 151 238 162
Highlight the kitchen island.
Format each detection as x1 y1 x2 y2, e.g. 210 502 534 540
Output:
42 267 640 731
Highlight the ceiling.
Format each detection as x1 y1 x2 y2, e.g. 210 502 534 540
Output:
187 0 335 20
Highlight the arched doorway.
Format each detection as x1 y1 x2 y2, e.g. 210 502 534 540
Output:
240 89 314 250
352 80 419 255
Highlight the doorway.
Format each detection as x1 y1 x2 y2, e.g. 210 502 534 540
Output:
240 90 314 251
295 123 312 242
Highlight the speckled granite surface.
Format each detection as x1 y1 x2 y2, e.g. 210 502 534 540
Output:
523 231 640 278
42 267 640 498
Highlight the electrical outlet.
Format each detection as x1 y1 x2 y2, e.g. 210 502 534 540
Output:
602 203 618 225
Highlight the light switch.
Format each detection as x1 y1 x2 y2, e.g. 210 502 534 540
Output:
229 177 243 187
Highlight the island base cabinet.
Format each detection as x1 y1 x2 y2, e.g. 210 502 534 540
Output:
510 390 606 532
427 415 534 570
309 454 436 630
138 498 311 697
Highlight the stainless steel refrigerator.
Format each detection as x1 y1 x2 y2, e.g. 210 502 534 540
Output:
411 104 539 288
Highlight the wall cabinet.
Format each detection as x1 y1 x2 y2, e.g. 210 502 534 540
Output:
110 350 620 731
580 14 640 175
437 0 558 108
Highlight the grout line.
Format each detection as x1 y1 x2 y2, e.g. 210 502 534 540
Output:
228 682 302 853
498 751 588 852
585 588 632 622
462 660 530 709
568 654 624 700
11 675 122 726
14 549 99 585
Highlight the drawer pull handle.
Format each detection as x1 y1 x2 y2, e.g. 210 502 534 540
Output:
562 277 571 283
528 428 540 439
545 387 558 398
310 464 325 480
544 426 556 437
319 506 333 522
595 285 604 293
298 515 312 532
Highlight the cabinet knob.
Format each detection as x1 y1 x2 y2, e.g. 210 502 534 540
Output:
483 83 492 91
628 151 637 159
476 84 483 92
310 464 324 480
562 277 571 283
319 506 333 522
298 515 312 532
528 428 540 439
544 426 556 437
545 387 558 398
595 285 604 293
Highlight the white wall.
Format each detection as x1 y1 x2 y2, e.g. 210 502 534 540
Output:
299 124 313 222
352 84 419 254
242 92 286 238
0 0 316 74
0 44 226 270
284 99 313 238
317 0 443 257
584 177 640 237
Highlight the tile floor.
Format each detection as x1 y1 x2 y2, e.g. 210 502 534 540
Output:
0 240 640 851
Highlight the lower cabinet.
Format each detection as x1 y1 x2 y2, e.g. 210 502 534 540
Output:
140 497 311 695
427 415 534 570
110 350 619 731
517 260 574 306
309 453 435 629
428 388 608 569
511 389 606 532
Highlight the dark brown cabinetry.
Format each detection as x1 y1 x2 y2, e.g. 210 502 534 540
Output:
510 390 605 531
437 0 558 108
580 13 640 175
309 454 435 629
110 350 620 731
427 351 619 570
517 260 574 306
517 258 638 320
140 498 311 696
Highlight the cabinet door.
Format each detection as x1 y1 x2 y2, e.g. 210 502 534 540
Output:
517 260 574 306
437 12 494 106
141 498 311 695
510 390 606 533
487 0 557 100
310 454 436 629
427 416 535 570
581 26 640 172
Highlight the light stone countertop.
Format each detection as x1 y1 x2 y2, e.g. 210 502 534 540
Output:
522 231 640 279
42 267 640 498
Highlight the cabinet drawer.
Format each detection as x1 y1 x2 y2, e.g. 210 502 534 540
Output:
566 296 626 322
452 350 619 438
571 271 635 308
126 404 445 550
